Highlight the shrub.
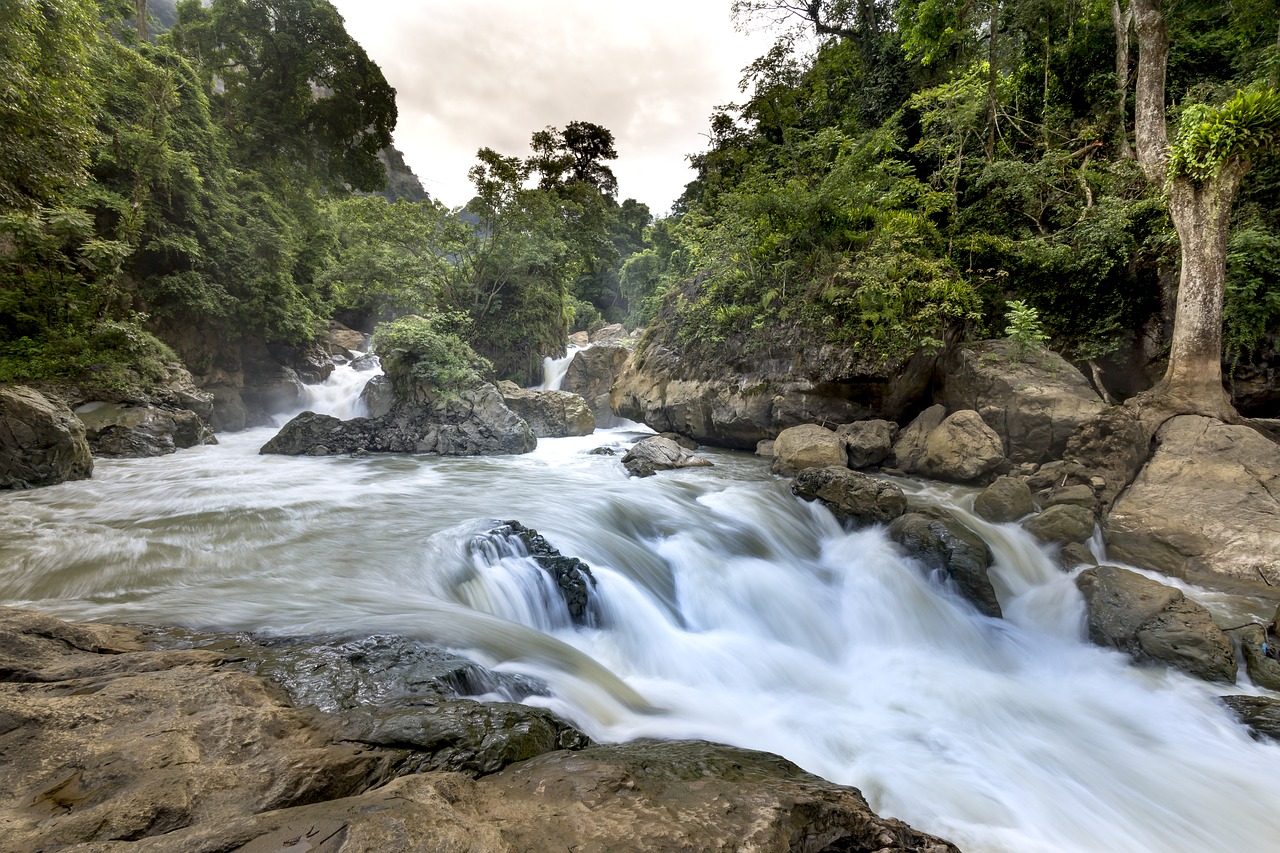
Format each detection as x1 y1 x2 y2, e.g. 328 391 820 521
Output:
371 314 492 398
1004 300 1050 360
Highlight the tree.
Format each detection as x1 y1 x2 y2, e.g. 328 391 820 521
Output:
527 121 619 197
1129 0 1280 412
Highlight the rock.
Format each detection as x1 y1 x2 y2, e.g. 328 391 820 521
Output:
973 475 1034 523
360 374 396 419
563 343 630 426
268 339 335 385
835 418 897 469
1041 483 1097 511
261 384 536 457
568 330 590 346
755 439 776 457
589 446 616 456
621 435 713 478
888 508 1002 618
791 466 907 525
241 365 305 417
658 431 697 450
588 323 628 343
0 386 93 489
1074 566 1236 683
1234 623 1280 691
76 403 215 457
612 338 943 451
326 323 368 355
207 385 248 432
350 352 380 372
483 521 598 626
1219 695 1280 742
496 382 595 438
889 404 948 472
1104 415 1280 588
942 339 1105 463
1058 541 1098 570
919 409 1006 483
1024 504 1095 546
770 423 847 475
1063 403 1155 508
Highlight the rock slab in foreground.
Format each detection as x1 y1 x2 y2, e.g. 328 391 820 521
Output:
1074 566 1236 683
0 385 93 488
77 402 216 457
622 435 713 477
1103 415 1280 588
791 466 907 525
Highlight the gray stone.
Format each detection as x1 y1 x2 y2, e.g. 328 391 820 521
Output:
496 382 595 438
568 330 589 347
1234 623 1280 691
919 409 1006 483
791 467 907 525
835 419 897 469
588 323 628 343
888 508 1001 618
770 423 847 475
755 439 776 458
1025 504 1095 546
77 403 215 458
1041 484 1097 511
658 431 698 450
621 435 712 478
562 344 630 426
1219 695 1280 742
1058 542 1098 570
207 385 248 432
973 476 1034 523
889 404 948 473
0 386 93 489
1075 566 1236 683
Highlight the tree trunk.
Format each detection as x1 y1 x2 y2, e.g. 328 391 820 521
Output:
1160 162 1250 411
136 0 149 42
1131 0 1168 182
1111 0 1133 159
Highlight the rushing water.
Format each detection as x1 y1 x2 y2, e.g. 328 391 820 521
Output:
537 343 587 390
2 366 1278 853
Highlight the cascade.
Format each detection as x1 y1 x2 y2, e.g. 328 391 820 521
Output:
0 413 1276 853
537 344 588 391
296 355 381 419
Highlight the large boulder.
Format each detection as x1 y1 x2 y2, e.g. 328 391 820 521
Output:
326 323 368 356
76 403 215 458
1024 503 1095 546
791 466 907 525
621 435 713 478
1103 415 1280 588
261 384 536 457
1074 566 1236 683
770 423 847 475
0 386 93 489
835 418 897 469
1234 621 1280 692
942 340 1105 463
562 343 630 426
496 381 595 438
973 475 1034 523
888 404 947 472
206 385 248 432
888 508 1002 619
612 339 942 450
588 322 629 343
918 409 1006 483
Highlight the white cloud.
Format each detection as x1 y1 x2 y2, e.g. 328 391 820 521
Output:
330 0 777 214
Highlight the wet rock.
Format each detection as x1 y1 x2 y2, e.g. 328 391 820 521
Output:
568 330 590 346
326 323 368 355
942 340 1105 463
1058 542 1098 570
1075 566 1236 683
888 404 947 473
207 385 248 432
588 322 629 343
496 381 595 438
268 339 335 385
919 409 1006 483
241 364 305 418
350 352 380 372
888 508 1002 619
1219 695 1280 742
621 435 713 478
770 423 847 475
791 466 907 526
1041 483 1097 512
487 521 598 626
77 403 215 457
755 438 776 458
563 343 630 426
260 385 535 457
589 446 616 456
658 431 698 450
1233 623 1280 691
973 475 1034 523
836 418 897 469
1025 504 1095 546
1104 415 1280 588
0 386 93 489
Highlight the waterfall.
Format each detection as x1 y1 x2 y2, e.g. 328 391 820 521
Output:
0 433 1276 853
537 344 588 391
295 355 381 420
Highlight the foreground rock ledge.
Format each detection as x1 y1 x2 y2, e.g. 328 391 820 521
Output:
0 607 959 853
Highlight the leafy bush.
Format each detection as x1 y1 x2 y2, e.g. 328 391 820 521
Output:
1004 300 1050 360
0 316 178 391
371 314 492 398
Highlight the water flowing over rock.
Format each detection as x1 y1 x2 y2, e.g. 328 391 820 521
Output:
1103 415 1280 588
942 340 1105 463
973 475 1034 523
1219 695 1280 742
0 386 93 488
482 521 599 626
888 508 1002 618
621 435 713 477
496 381 595 438
1232 620 1280 691
1074 566 1237 683
76 402 216 457
770 423 848 475
836 418 897 469
791 466 907 525
261 384 535 457
919 409 1006 483
562 343 630 426
612 341 940 450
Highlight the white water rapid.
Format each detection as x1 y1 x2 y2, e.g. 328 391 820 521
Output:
1 367 1277 853
537 343 587 390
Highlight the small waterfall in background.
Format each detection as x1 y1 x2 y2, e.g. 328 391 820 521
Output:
537 344 588 390
296 353 382 420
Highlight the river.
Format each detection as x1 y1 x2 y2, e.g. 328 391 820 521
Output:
1 363 1277 853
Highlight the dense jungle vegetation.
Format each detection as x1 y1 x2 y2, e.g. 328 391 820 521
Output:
2 0 1279 399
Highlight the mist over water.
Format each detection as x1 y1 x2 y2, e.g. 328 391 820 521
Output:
1 365 1277 853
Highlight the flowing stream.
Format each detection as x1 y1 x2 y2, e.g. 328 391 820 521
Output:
1 365 1278 852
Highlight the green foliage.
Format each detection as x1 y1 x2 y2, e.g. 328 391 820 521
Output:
1169 88 1280 183
0 317 178 392
372 314 492 398
1224 220 1280 361
1003 299 1049 359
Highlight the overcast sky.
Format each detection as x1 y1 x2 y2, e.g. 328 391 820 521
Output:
328 1 779 214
